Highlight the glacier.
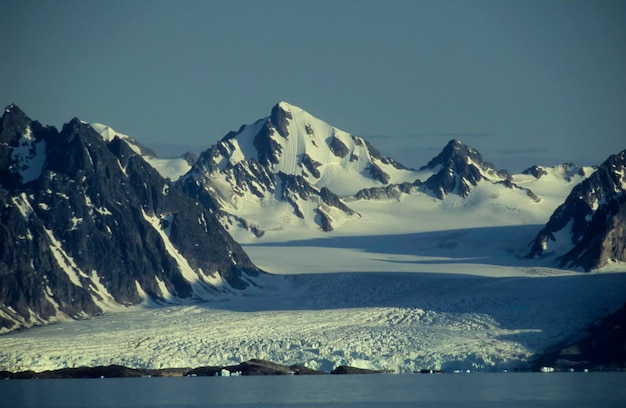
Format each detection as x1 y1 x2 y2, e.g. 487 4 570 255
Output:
2 202 625 374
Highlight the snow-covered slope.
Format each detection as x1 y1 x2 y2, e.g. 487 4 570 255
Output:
218 102 416 194
179 102 582 238
91 123 192 181
527 150 626 270
177 102 417 233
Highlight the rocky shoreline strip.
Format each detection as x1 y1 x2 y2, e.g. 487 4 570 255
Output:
0 359 391 379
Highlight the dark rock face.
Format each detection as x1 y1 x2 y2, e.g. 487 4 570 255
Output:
0 105 262 333
522 165 549 179
181 152 197 166
354 182 419 200
228 359 298 376
254 121 282 166
368 163 391 184
420 139 509 199
301 153 322 178
522 163 588 181
329 135 349 158
184 359 325 376
363 139 406 171
0 359 325 379
331 365 389 374
527 150 626 270
269 103 293 138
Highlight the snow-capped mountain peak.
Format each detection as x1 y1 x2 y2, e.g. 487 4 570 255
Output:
527 149 626 270
179 102 421 233
419 139 510 199
178 103 590 238
90 123 192 181
206 102 413 194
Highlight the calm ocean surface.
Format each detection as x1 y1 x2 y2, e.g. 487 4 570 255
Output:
2 372 625 408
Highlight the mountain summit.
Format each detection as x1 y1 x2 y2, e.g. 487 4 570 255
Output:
177 102 573 236
178 102 419 233
419 139 511 199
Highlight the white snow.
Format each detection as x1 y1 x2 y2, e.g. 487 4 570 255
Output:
11 193 35 220
141 210 220 298
2 180 625 373
43 227 88 287
1 268 625 373
210 102 423 197
91 123 191 180
91 123 136 145
143 156 191 181
87 270 125 312
200 103 596 239
69 216 83 230
1 110 623 374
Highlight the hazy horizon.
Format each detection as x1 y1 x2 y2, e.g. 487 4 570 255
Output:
2 0 625 171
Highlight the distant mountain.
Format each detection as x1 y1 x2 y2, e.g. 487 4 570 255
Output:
527 149 626 270
178 102 549 236
521 162 587 182
177 102 420 232
417 139 540 202
0 105 262 333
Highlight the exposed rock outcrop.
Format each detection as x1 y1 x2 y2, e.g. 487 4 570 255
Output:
527 149 626 270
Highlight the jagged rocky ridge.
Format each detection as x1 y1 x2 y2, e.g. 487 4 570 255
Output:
178 102 542 234
527 149 626 270
417 139 540 201
0 105 262 333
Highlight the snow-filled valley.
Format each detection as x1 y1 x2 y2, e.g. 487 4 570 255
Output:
1 254 625 374
2 188 626 374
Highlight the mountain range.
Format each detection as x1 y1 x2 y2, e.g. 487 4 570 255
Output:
1 101 625 335
0 104 261 334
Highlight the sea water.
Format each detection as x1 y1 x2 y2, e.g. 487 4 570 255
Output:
1 372 625 408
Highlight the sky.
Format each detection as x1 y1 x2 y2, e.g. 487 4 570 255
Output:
1 0 625 172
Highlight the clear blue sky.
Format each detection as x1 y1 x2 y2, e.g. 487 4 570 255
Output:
1 0 625 171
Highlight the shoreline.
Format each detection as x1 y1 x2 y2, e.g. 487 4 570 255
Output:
0 359 392 379
3 358 623 380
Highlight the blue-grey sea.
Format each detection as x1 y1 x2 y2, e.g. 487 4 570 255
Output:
1 372 625 408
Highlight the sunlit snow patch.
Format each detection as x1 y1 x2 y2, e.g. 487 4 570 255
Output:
91 123 191 180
